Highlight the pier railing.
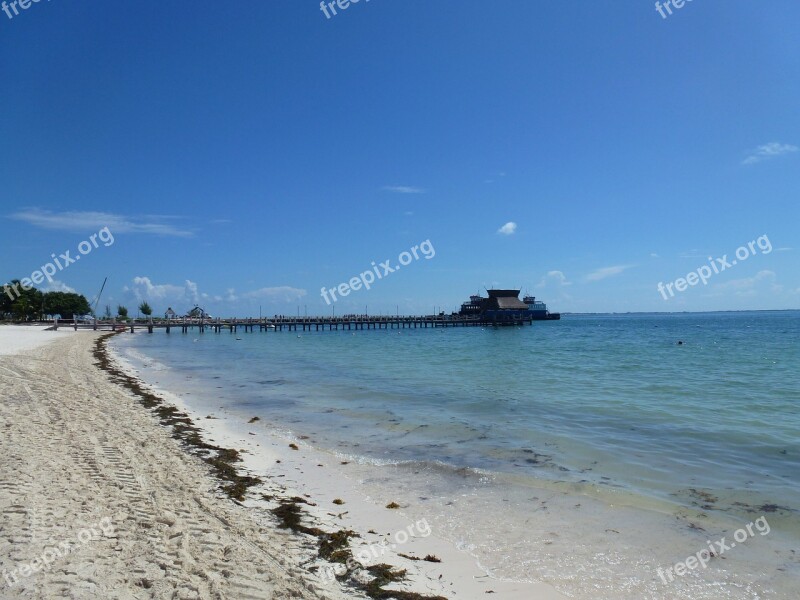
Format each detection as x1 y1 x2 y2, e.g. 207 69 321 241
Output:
44 313 534 333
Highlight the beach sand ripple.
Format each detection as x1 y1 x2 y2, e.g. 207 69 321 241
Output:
0 332 346 599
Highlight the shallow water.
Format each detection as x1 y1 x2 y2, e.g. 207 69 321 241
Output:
113 311 800 598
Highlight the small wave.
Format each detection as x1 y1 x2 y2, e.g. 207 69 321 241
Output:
121 348 170 372
334 452 494 480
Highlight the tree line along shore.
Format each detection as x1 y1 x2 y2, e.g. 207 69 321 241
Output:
2 279 152 323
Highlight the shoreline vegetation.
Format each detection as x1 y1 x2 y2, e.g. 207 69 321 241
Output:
92 332 263 502
91 331 449 600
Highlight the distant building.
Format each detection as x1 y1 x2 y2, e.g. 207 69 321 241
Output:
186 306 211 319
459 289 530 323
459 289 560 323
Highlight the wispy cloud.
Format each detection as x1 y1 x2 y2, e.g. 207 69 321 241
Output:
711 270 782 297
497 222 517 235
242 286 307 302
485 172 506 184
537 270 572 288
383 185 425 194
585 264 634 282
742 142 798 165
9 209 194 237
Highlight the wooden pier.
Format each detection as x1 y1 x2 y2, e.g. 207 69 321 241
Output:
49 314 535 333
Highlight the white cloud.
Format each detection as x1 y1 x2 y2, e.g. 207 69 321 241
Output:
650 253 660 258
10 209 194 237
537 270 572 288
124 277 200 306
742 142 798 165
497 222 517 235
122 278 307 311
382 186 425 194
42 280 76 293
585 264 635 282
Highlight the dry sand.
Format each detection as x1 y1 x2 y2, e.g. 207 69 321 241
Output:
0 325 75 357
0 327 567 599
0 329 352 599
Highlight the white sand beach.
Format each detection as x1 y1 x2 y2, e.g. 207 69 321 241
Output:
0 327 352 599
0 326 75 357
0 326 567 600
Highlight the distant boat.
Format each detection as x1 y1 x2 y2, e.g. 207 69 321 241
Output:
523 296 561 320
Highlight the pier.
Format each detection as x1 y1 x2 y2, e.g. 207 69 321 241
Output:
48 314 535 333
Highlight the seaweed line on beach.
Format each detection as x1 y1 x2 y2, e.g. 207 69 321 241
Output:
92 332 261 501
93 332 448 600
270 497 447 600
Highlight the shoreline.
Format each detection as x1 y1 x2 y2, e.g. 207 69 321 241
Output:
3 325 796 599
101 331 568 599
0 328 353 599
107 325 800 600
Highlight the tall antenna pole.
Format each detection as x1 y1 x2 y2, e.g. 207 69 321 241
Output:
92 277 108 316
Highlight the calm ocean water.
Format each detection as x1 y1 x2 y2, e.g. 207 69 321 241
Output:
113 311 800 599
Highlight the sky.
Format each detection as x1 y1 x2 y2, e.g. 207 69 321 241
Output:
1 0 798 316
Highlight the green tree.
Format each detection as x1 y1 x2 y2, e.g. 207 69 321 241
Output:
11 297 32 321
117 305 129 320
3 281 43 321
0 282 14 318
138 301 152 317
43 292 91 318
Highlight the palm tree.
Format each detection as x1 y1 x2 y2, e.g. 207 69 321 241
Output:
138 301 152 317
117 305 129 320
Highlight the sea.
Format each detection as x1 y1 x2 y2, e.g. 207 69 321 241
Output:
111 311 800 599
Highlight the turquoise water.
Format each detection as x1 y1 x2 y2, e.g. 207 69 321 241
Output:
113 311 800 598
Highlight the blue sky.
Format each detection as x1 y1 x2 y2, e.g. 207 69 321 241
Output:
1 1 798 315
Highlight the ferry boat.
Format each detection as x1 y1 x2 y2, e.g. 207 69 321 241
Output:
523 295 561 320
459 294 484 316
